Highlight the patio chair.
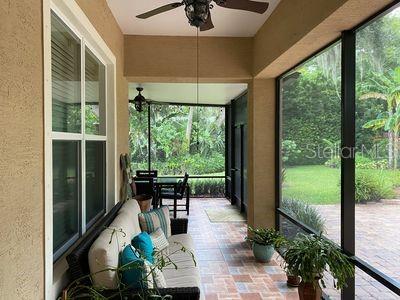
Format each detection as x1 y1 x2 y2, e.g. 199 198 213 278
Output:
159 173 190 218
132 176 158 208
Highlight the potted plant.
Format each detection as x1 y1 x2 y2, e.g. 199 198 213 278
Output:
246 226 285 262
283 233 354 300
276 238 301 287
286 268 301 287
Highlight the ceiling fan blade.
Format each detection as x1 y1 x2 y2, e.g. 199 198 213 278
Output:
136 2 183 19
200 14 214 31
215 0 269 14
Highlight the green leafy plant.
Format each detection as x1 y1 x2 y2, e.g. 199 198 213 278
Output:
281 198 325 234
324 155 340 168
190 178 225 197
361 67 400 169
246 226 285 248
355 155 387 169
282 140 301 165
355 171 393 203
283 234 354 290
325 154 388 170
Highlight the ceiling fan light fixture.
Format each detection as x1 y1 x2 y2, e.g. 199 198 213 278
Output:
184 0 211 27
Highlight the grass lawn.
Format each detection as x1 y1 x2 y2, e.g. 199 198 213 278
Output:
283 165 400 205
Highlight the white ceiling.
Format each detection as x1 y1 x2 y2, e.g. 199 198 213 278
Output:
129 83 247 104
107 0 280 37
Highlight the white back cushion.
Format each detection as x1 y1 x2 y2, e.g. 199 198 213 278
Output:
89 200 143 288
88 226 123 289
118 199 142 238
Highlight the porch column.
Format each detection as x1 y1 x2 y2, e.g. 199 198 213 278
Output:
247 78 276 228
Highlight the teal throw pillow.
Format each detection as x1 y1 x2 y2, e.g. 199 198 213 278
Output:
120 245 146 289
132 232 154 264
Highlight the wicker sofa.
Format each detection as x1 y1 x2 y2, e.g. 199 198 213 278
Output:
66 199 201 300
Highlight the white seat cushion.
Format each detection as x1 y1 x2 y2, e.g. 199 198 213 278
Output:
168 234 195 251
162 234 200 288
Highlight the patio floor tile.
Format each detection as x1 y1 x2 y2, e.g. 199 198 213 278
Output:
175 198 298 299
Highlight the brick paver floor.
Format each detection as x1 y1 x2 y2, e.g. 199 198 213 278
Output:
172 197 299 300
170 197 399 299
315 203 400 299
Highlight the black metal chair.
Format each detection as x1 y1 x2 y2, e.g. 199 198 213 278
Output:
159 173 190 218
133 170 158 208
130 179 154 212
136 170 158 178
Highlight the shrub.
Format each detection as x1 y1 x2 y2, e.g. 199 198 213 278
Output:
189 178 225 197
151 153 225 175
281 198 325 234
355 171 392 203
324 156 341 168
282 140 301 165
355 155 387 169
325 154 387 169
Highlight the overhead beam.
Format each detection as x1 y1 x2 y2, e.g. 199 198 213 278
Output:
253 0 392 78
124 35 253 82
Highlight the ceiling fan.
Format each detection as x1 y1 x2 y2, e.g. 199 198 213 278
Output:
136 0 269 31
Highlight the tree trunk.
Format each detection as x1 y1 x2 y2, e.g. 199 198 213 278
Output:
216 108 225 127
185 107 194 152
394 130 398 170
388 130 394 169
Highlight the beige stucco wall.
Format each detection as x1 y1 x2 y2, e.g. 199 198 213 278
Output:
0 0 128 298
0 0 44 299
124 35 253 82
247 79 276 228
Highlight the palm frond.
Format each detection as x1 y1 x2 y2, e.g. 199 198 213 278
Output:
359 92 387 101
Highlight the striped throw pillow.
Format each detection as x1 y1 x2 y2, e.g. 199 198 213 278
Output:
138 206 171 238
150 227 169 252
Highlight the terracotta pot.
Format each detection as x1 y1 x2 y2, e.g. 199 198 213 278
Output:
286 274 301 287
134 194 152 212
298 280 322 300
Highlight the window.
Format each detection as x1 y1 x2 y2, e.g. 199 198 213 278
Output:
277 3 400 298
150 104 225 177
278 44 342 298
279 42 342 243
51 12 107 260
129 103 226 196
51 13 81 133
52 141 80 252
355 4 400 283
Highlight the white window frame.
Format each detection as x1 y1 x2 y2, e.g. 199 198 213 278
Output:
43 0 118 298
